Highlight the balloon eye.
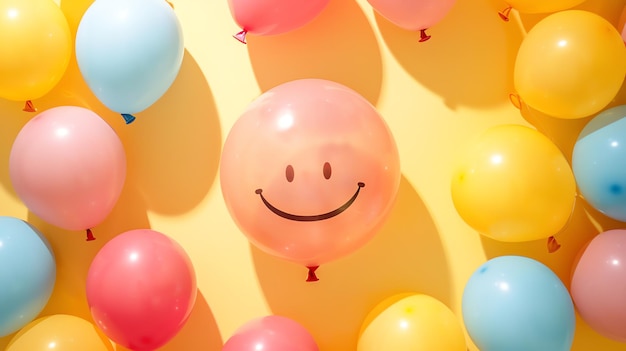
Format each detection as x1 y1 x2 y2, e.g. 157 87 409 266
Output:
286 165 294 182
323 162 332 179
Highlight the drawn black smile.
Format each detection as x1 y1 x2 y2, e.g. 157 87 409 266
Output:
255 182 365 221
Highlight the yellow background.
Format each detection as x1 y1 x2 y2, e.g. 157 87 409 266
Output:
1 0 626 350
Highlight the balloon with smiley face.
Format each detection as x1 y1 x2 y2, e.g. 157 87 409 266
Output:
220 79 401 281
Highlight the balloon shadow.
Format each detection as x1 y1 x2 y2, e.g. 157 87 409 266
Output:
122 50 222 215
250 176 452 350
246 0 383 105
374 0 523 109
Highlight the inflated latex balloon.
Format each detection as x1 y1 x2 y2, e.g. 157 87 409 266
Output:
76 0 183 124
9 106 126 240
463 256 575 351
0 217 55 337
86 229 196 351
5 314 114 351
571 229 626 342
0 0 71 111
228 0 330 43
497 0 585 20
572 105 626 221
358 293 466 351
220 79 401 281
451 124 576 243
222 315 319 351
367 0 457 41
514 10 626 119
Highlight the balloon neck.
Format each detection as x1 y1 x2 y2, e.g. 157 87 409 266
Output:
499 6 512 21
122 113 136 124
234 30 247 44
547 236 561 253
418 29 431 42
23 100 37 112
86 228 96 241
509 93 522 110
306 266 320 282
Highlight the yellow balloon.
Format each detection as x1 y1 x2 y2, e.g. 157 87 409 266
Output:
5 314 114 351
451 125 576 242
505 0 585 13
514 10 626 119
0 0 72 101
358 293 467 351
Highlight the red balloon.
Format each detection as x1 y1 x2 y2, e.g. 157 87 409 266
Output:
222 315 319 351
571 229 626 342
86 229 197 351
220 79 401 280
227 0 329 43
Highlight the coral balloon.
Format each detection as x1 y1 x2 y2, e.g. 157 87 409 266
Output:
501 0 585 14
514 10 626 119
76 0 183 124
9 106 126 238
222 315 319 351
367 0 457 41
463 256 575 351
228 0 330 43
358 293 466 351
86 229 197 351
5 314 114 351
571 229 626 342
220 79 400 281
572 105 626 221
0 0 71 107
451 124 576 242
0 217 55 337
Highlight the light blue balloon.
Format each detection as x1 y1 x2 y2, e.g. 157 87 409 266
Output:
572 105 626 221
0 216 56 337
75 0 184 124
462 256 575 351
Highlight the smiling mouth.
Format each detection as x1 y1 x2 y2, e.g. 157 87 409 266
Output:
255 182 365 221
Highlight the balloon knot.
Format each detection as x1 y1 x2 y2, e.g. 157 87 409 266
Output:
418 29 431 42
234 30 247 44
166 0 174 9
306 266 320 282
547 236 561 253
498 6 512 21
509 93 522 110
23 100 37 112
121 113 136 124
86 228 96 241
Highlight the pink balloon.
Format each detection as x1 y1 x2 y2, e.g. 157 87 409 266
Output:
571 229 626 342
86 229 197 351
9 106 125 236
228 0 330 42
222 315 319 351
367 0 457 40
220 79 400 281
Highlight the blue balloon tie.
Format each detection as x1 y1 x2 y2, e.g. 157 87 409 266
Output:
121 113 136 124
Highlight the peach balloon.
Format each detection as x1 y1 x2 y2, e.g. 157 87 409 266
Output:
9 106 126 238
571 229 626 342
220 79 400 280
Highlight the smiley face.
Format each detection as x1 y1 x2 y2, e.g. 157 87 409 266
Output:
220 79 400 268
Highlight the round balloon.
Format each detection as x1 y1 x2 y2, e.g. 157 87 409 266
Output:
76 0 183 123
0 0 71 103
358 293 466 351
571 229 626 342
503 0 585 14
9 106 126 234
228 0 329 43
451 124 576 242
0 217 55 337
86 229 196 351
220 79 401 280
572 105 626 221
5 314 114 351
367 0 456 40
514 10 626 119
222 315 319 351
462 256 575 351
